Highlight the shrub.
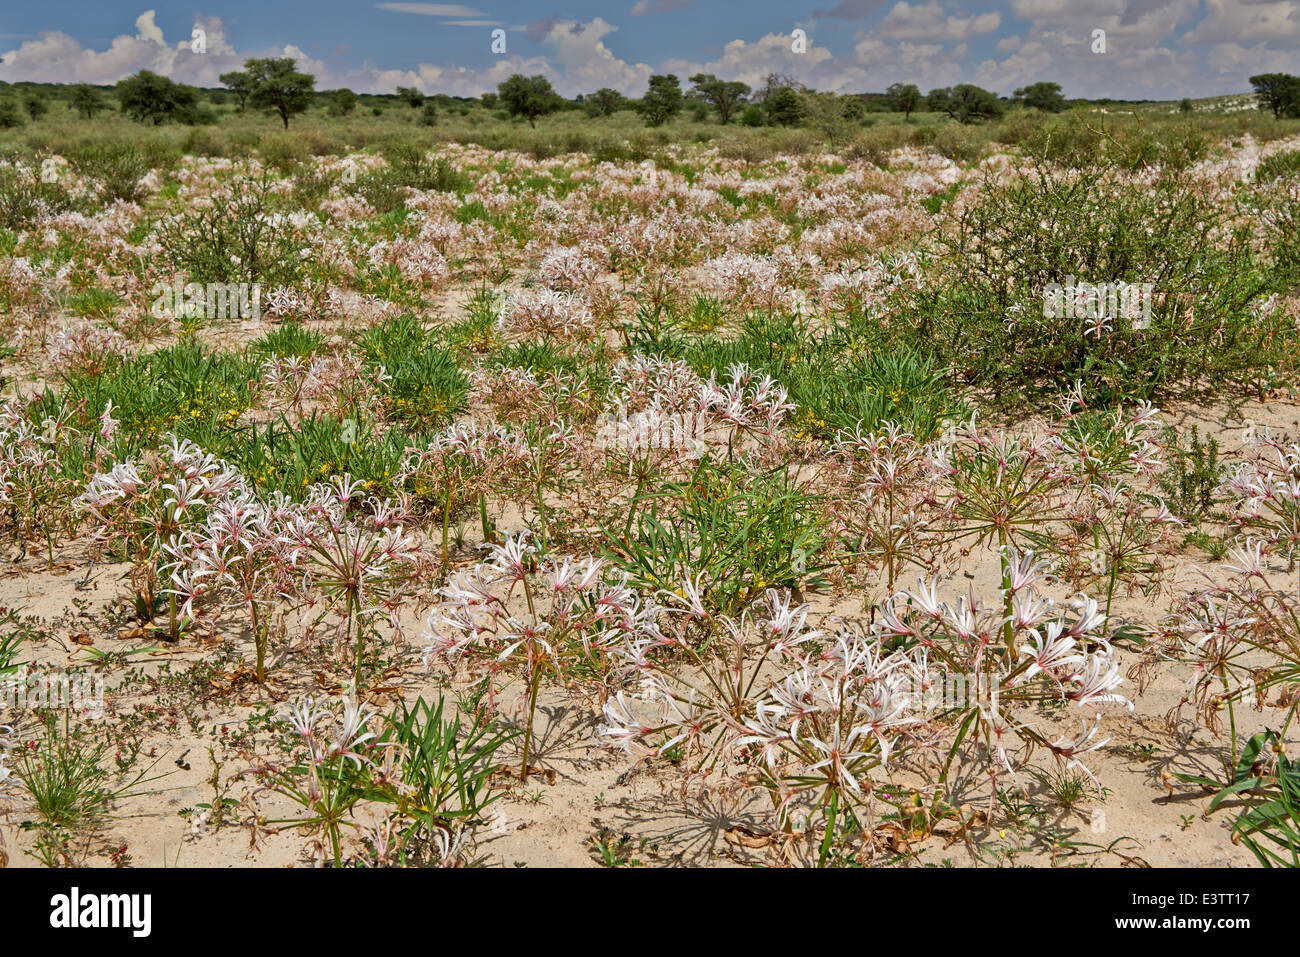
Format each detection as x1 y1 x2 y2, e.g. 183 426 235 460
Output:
155 171 306 287
0 100 25 129
893 158 1288 404
0 163 73 230
69 143 152 202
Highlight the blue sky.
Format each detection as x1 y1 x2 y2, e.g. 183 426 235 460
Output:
1 2 1297 99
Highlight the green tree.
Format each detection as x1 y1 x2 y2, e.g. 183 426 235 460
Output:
396 85 424 108
420 101 438 126
116 71 199 125
927 84 1003 123
756 72 801 105
0 100 24 128
480 92 498 109
1179 97 1194 113
763 86 805 126
1250 73 1300 119
638 74 684 127
219 70 253 111
1013 81 1066 113
802 91 857 145
886 82 922 120
22 90 48 120
687 73 751 124
69 84 107 120
245 58 316 129
840 95 867 120
329 88 359 116
497 74 561 128
586 87 627 117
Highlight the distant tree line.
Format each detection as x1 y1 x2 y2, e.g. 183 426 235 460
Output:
0 61 1296 133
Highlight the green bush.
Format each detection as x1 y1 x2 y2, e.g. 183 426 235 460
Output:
0 163 73 230
358 314 468 428
69 143 152 202
259 131 310 170
1257 149 1300 184
893 158 1288 404
0 100 25 129
929 123 988 164
155 171 306 287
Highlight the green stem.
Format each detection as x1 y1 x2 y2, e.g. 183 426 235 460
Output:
819 789 839 868
441 477 457 569
999 532 1013 657
623 469 647 542
350 588 363 688
252 601 266 684
521 660 542 782
479 491 494 545
535 479 549 553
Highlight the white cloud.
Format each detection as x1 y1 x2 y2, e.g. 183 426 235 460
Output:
630 0 694 14
135 10 165 46
878 2 1002 42
985 0 1285 96
0 10 549 97
530 17 654 96
374 4 489 16
0 10 175 84
1183 0 1300 47
852 35 962 89
662 31 876 93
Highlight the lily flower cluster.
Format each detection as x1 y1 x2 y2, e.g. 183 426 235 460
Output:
598 550 1128 835
424 531 659 778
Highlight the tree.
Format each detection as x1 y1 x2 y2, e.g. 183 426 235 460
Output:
420 101 438 126
22 90 48 120
886 82 922 120
1179 97 1194 113
755 72 802 104
841 96 867 121
0 100 24 128
245 58 316 129
764 86 805 126
480 92 498 109
396 85 424 108
69 84 107 119
329 88 359 116
1013 81 1066 113
585 88 627 117
802 91 857 145
927 84 1003 123
219 70 254 111
638 74 684 127
117 71 199 125
1250 73 1300 119
497 74 560 127
688 73 751 124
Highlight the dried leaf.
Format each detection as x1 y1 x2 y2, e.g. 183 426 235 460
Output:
724 825 772 849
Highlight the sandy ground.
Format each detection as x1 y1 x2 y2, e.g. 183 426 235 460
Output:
1 390 1296 868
